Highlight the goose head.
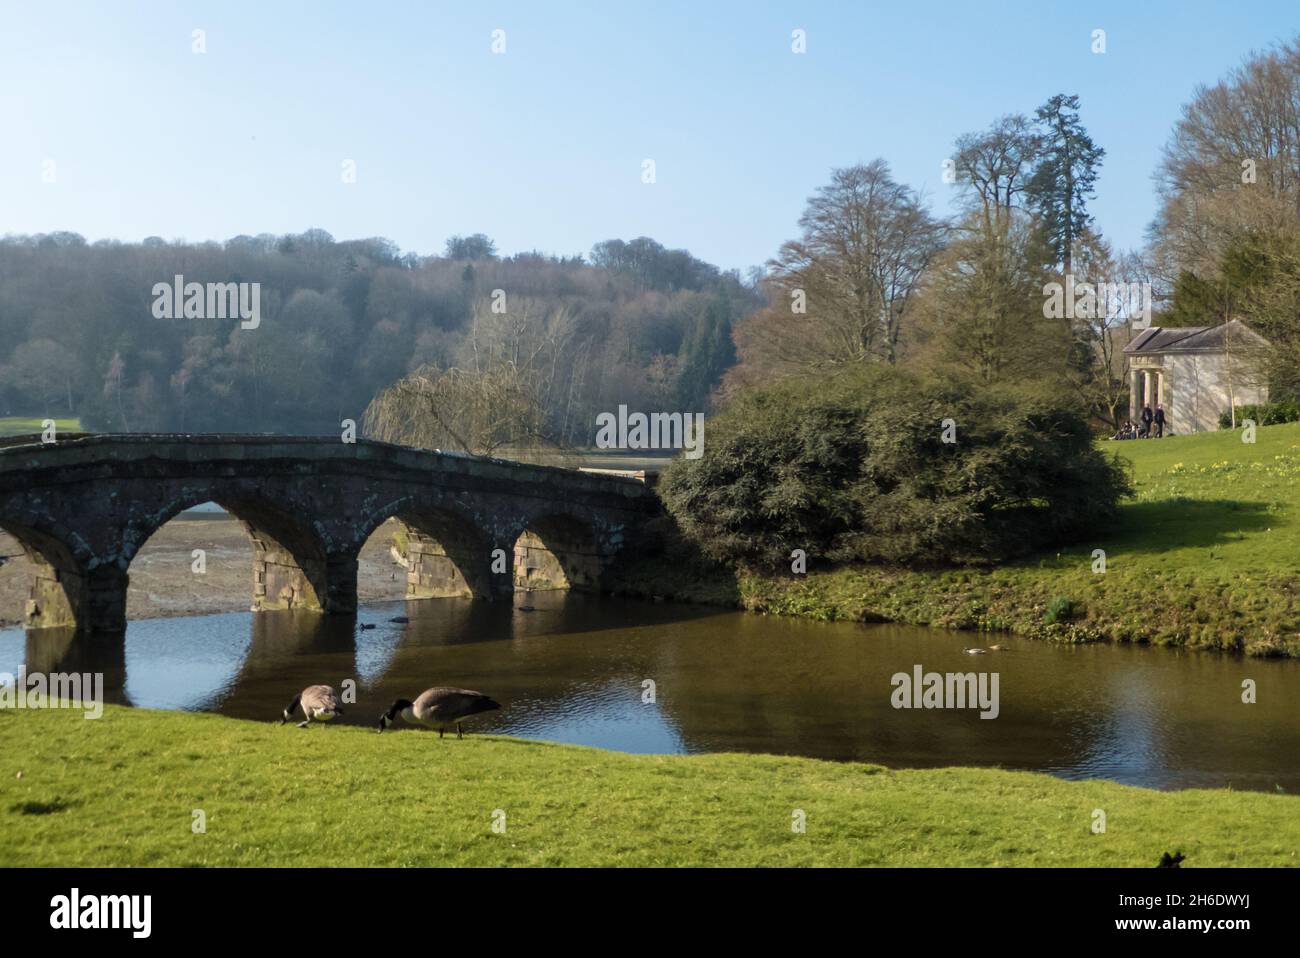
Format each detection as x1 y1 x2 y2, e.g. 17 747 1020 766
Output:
378 698 413 732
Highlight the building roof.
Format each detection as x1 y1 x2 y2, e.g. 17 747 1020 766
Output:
1123 319 1269 355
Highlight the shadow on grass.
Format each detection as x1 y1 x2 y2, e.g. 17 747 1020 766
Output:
1102 499 1276 552
10 798 80 815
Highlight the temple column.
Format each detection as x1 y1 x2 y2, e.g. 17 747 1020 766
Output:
1130 368 1140 421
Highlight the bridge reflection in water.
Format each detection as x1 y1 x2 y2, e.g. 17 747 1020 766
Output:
5 593 1300 793
4 593 719 755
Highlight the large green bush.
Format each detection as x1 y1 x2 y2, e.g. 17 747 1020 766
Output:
1218 400 1300 429
659 367 1131 570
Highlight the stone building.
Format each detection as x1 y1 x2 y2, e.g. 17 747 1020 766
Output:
1123 320 1270 434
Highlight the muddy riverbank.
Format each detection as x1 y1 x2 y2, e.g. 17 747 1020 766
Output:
0 515 407 627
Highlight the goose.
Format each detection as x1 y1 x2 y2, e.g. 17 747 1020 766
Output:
988 644 1007 651
962 647 987 655
378 687 501 739
281 685 344 728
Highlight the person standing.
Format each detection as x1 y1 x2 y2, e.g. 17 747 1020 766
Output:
1154 404 1166 438
1140 404 1153 438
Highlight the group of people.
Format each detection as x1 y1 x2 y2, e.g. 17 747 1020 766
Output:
1112 404 1166 440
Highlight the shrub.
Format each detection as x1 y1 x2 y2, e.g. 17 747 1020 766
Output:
659 366 1132 570
1218 400 1300 429
1044 596 1078 624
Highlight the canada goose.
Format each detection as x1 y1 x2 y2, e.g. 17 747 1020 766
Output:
378 687 501 739
962 647 987 655
281 685 344 728
1157 851 1185 868
390 615 409 623
988 644 1007 651
358 622 376 631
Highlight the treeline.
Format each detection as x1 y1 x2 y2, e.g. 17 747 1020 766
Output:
657 42 1300 577
727 94 1148 430
1153 38 1300 399
0 230 752 438
726 43 1300 429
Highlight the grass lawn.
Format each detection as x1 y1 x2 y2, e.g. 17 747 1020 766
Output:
609 421 1300 657
0 416 83 437
2 705 1297 867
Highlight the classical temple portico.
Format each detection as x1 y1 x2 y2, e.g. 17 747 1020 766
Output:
1129 364 1165 421
1123 321 1270 434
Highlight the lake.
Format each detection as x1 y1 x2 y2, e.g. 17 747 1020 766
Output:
2 592 1297 792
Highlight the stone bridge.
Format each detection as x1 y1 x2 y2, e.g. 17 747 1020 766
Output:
0 434 657 634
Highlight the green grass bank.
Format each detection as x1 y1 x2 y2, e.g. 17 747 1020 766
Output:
2 706 1297 866
609 422 1300 658
0 416 82 437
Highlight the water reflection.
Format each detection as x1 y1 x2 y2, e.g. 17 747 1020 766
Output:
1 592 1298 793
14 628 132 707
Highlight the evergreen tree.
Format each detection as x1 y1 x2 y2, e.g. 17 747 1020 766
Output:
1027 94 1105 274
675 292 737 410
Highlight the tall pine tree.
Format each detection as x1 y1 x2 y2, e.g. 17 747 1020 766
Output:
1027 94 1105 274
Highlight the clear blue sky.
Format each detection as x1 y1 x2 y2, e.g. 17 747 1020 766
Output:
2 1 1297 272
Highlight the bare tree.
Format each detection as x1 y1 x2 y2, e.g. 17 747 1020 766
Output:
1153 40 1300 279
364 296 582 459
363 362 554 456
1064 233 1147 428
953 114 1041 235
0 339 82 412
728 161 943 388
103 351 129 431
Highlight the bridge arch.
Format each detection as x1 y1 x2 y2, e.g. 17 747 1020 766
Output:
123 493 329 616
511 512 605 592
0 434 655 633
351 499 501 602
0 517 89 631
